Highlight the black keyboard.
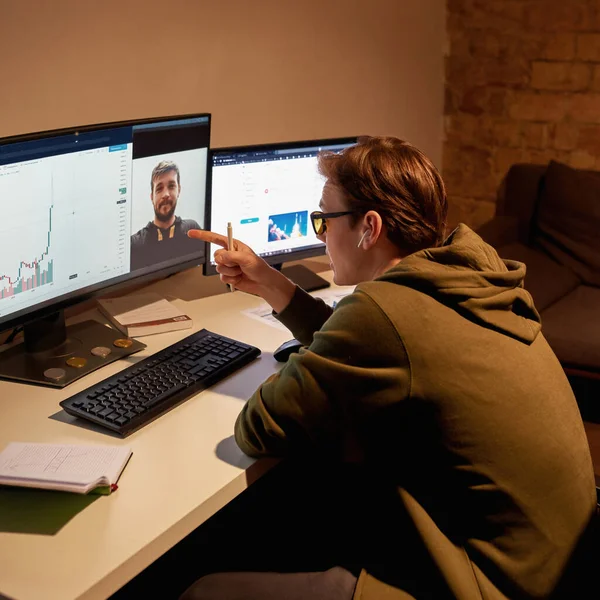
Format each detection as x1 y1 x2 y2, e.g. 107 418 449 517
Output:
60 329 261 436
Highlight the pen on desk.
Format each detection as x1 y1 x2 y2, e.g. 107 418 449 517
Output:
227 222 234 292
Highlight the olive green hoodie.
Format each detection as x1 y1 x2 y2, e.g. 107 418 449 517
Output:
235 224 596 599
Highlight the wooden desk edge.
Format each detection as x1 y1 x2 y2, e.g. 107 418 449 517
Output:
86 457 281 600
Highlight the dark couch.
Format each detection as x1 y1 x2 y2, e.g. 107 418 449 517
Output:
477 160 600 377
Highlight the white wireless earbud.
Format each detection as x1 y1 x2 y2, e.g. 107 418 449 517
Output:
357 230 368 248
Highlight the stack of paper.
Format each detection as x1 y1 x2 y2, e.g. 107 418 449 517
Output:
97 292 193 337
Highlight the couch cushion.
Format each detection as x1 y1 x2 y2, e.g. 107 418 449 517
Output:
541 286 600 370
497 164 547 243
498 242 580 312
533 160 600 286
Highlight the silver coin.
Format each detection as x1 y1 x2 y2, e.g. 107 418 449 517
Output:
44 367 66 381
91 346 112 358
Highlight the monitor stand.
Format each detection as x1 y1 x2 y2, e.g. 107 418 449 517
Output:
276 263 330 292
0 310 146 388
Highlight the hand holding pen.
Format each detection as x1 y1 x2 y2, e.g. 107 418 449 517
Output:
187 227 297 313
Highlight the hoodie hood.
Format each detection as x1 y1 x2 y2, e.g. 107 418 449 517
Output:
377 224 541 344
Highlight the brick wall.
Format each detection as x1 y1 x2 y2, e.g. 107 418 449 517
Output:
444 0 600 230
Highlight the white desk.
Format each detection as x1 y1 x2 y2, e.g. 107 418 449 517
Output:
0 265 353 600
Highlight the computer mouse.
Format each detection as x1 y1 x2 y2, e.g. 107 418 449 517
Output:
273 338 304 362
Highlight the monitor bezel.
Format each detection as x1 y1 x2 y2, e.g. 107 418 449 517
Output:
203 135 358 277
0 112 211 335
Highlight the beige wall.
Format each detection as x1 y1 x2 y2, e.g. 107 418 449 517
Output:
444 0 600 230
0 0 445 165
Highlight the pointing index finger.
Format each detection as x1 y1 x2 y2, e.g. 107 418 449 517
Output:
187 229 228 248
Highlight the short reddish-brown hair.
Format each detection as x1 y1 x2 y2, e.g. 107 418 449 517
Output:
317 136 447 254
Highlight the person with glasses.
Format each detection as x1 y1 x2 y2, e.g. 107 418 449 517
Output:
181 137 595 600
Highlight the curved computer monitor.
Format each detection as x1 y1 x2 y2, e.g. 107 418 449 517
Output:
0 113 211 387
205 136 358 291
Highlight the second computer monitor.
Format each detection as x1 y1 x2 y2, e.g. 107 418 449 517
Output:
206 137 358 291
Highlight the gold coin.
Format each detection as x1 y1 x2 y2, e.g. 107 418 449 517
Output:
91 346 112 358
113 338 133 348
66 357 87 368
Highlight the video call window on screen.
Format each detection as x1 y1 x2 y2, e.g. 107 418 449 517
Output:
207 137 358 277
0 115 210 327
130 118 209 273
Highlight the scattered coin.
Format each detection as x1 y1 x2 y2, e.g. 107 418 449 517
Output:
113 338 133 348
91 346 112 358
66 356 87 368
44 367 66 381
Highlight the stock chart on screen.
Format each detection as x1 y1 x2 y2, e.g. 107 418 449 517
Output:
0 144 131 319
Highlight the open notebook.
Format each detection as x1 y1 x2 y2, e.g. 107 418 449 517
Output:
0 442 132 494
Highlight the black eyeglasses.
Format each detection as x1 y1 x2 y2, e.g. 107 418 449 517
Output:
310 210 355 235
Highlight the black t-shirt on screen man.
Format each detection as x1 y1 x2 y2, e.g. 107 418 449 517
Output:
130 216 203 271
